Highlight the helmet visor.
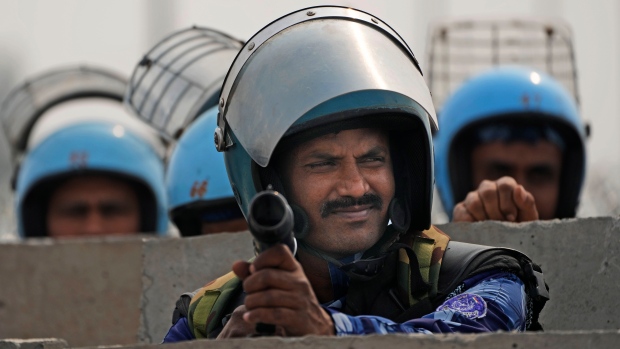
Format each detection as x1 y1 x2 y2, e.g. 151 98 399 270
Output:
0 66 127 160
220 9 437 167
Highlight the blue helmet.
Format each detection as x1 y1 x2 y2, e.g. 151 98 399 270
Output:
166 106 242 236
434 66 586 219
14 121 168 237
214 5 437 252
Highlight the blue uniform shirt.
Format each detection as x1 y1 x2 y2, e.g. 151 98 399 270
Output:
162 271 526 342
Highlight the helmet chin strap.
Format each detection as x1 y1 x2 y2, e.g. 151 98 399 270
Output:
293 197 409 281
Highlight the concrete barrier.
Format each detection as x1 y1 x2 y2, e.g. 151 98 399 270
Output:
0 217 619 346
83 331 620 349
437 217 620 331
0 233 254 347
0 339 67 349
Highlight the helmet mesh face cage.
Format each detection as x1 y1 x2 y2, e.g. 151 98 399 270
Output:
426 17 580 112
125 27 243 140
0 66 127 161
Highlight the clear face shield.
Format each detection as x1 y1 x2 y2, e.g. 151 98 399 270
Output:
124 27 243 140
215 6 438 167
0 66 128 162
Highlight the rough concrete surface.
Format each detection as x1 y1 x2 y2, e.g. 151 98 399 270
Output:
138 232 254 343
87 331 620 349
0 238 144 347
0 232 254 347
438 217 620 331
0 338 67 349
1 218 619 347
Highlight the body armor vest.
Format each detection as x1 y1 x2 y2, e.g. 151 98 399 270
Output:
173 226 549 338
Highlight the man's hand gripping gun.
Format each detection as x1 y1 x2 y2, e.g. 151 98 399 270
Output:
247 186 297 335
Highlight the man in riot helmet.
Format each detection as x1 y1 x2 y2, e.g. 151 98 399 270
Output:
434 67 586 222
164 7 548 341
166 106 247 236
2 66 169 238
123 27 246 236
14 121 168 238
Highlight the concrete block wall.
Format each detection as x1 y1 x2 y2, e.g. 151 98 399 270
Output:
438 217 620 331
0 233 254 347
0 217 619 347
0 339 67 349
101 331 620 349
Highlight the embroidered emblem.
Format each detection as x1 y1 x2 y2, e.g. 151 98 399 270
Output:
436 293 487 319
190 180 208 198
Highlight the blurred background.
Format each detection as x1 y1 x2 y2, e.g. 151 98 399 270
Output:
0 0 618 238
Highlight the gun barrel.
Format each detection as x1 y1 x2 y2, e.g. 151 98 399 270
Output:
248 189 296 255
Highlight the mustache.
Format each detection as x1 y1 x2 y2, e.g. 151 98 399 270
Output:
320 193 383 218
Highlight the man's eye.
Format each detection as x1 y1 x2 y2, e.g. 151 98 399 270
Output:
101 204 132 216
360 157 385 164
60 206 89 217
487 165 512 180
307 161 333 169
528 168 556 184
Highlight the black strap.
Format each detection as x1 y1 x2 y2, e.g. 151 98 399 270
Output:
343 242 433 321
389 242 431 300
171 291 196 325
394 298 434 323
520 260 550 331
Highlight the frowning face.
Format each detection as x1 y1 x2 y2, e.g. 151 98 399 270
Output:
280 128 394 258
471 140 562 220
47 175 141 237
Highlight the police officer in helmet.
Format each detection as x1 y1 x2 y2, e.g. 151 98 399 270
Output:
3 66 169 238
14 120 168 238
123 26 245 236
434 66 586 222
164 6 548 341
167 106 247 236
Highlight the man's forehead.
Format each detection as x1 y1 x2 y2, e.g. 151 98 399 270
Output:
297 128 389 151
474 140 562 165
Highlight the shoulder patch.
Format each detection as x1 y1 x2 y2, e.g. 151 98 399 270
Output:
436 293 487 319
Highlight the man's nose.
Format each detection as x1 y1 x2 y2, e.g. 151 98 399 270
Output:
82 210 105 236
336 162 370 198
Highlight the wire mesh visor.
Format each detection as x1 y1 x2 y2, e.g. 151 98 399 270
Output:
125 27 243 139
0 66 127 160
426 17 579 111
219 7 437 167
